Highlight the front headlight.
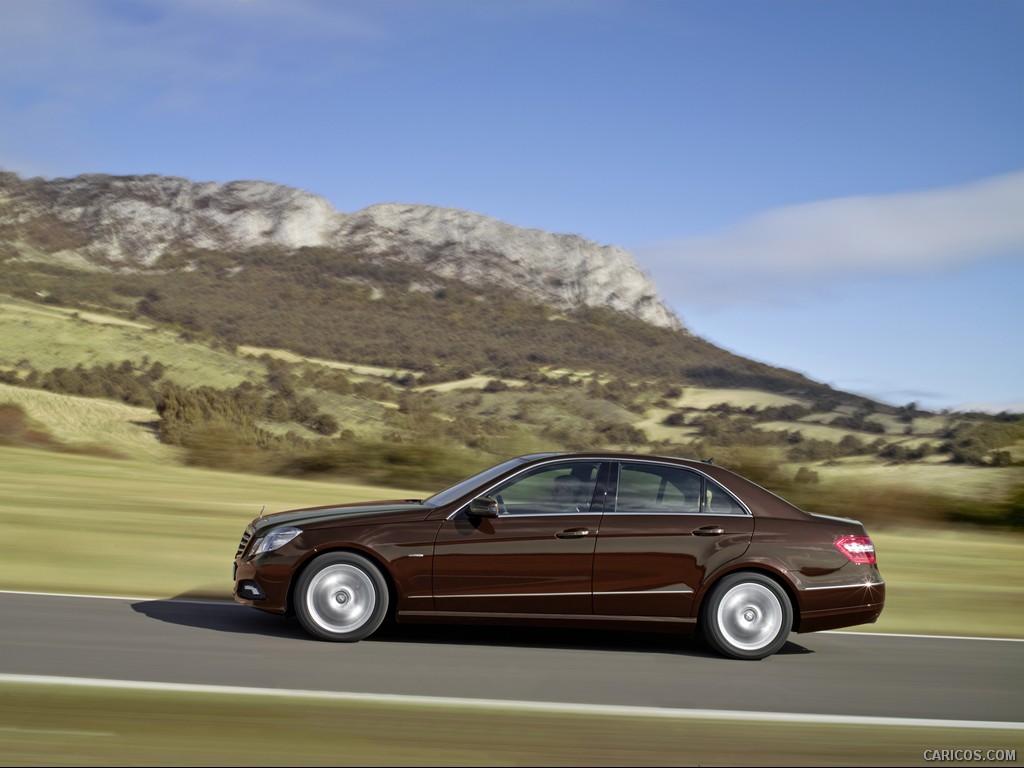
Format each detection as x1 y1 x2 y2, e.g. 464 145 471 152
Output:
250 526 302 556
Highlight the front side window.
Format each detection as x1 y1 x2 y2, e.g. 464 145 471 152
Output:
425 456 535 507
490 461 602 515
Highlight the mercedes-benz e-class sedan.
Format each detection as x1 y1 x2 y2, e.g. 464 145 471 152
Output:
233 452 884 659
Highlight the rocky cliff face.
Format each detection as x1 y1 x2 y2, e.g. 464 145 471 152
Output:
0 172 682 330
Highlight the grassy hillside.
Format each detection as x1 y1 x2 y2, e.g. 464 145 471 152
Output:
0 382 178 462
0 254 839 393
0 258 1020 530
0 294 264 389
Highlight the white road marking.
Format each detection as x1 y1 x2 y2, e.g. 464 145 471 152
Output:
0 589 223 605
0 673 1021 731
829 630 1024 642
0 725 112 738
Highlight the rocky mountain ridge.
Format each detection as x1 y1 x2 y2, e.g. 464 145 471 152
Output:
0 171 682 330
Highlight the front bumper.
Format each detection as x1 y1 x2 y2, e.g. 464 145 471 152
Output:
233 556 291 614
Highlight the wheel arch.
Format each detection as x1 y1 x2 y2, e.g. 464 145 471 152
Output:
694 563 802 632
284 545 399 620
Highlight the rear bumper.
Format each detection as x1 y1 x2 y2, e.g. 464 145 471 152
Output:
796 580 885 633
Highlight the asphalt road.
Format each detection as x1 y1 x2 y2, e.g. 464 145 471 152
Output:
1 591 1021 724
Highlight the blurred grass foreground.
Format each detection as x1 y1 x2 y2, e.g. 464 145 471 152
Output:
0 444 1021 638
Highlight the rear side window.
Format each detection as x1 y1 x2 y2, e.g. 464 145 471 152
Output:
614 463 748 515
704 478 746 515
615 464 702 513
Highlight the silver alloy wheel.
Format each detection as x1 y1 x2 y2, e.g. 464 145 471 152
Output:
715 582 783 652
303 563 376 634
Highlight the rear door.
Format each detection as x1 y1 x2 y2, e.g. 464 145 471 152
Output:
592 461 753 619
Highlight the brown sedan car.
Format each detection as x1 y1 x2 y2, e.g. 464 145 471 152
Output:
233 452 884 659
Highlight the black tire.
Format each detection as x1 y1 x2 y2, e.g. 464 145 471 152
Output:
701 572 793 660
294 552 389 642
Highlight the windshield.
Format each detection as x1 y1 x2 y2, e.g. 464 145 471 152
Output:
424 455 546 507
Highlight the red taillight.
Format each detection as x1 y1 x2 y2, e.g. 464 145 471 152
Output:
835 535 876 564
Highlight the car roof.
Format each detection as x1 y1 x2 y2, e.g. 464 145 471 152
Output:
521 450 712 466
515 451 808 520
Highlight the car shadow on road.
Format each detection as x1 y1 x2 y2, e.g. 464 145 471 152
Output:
132 595 813 658
131 597 310 640
371 621 813 659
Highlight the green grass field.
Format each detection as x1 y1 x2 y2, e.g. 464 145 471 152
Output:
0 445 422 598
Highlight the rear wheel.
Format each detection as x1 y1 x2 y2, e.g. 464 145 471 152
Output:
701 572 792 660
294 552 389 642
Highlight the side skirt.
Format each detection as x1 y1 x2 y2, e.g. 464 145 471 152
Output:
394 610 697 635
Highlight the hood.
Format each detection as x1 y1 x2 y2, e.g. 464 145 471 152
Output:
251 500 434 534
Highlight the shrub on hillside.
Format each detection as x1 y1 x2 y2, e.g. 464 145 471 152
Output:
661 412 687 427
595 421 647 446
156 383 270 448
36 360 165 407
180 423 274 473
277 439 484 487
940 418 1024 466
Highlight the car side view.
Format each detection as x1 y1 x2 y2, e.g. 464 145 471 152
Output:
233 452 885 659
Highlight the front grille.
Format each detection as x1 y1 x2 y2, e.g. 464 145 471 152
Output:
236 524 255 557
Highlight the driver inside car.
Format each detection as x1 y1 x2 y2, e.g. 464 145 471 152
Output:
550 475 588 513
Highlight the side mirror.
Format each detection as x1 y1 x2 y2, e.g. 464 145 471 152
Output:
468 497 500 518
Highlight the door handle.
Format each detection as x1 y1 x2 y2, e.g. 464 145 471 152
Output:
555 528 591 539
692 525 725 536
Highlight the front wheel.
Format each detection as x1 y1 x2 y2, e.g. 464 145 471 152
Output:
701 573 792 660
294 552 389 642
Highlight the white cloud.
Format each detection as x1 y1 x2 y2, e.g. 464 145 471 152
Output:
0 0 386 105
636 171 1024 302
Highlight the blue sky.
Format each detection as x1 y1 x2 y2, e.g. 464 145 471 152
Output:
1 0 1021 412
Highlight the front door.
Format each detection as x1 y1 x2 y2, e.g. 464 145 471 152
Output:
432 460 607 615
